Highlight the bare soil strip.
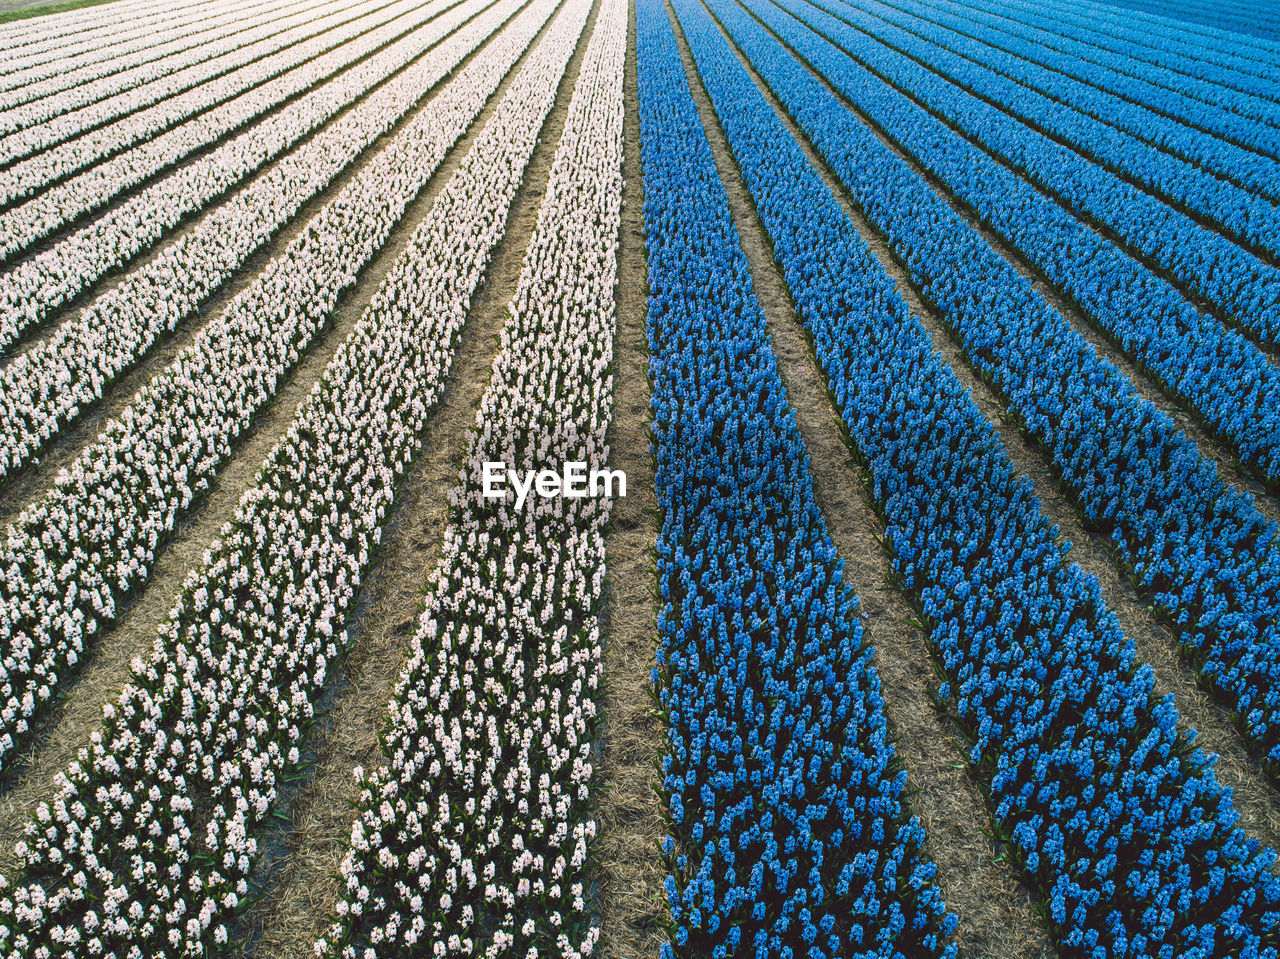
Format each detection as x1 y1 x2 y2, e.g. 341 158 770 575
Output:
751 8 1280 515
664 5 1057 956
0 0 403 200
589 4 668 955
0 0 485 364
0 6 551 873
231 7 603 953
705 0 1280 863
0 0 515 526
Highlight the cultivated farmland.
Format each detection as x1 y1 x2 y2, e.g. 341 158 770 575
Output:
0 0 1277 956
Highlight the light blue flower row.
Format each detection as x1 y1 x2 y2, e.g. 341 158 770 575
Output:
848 0 1280 194
734 0 1280 480
795 0 1280 265
1089 0 1280 46
721 0 1280 771
672 0 1280 951
894 0 1280 136
787 0 1280 349
637 3 956 955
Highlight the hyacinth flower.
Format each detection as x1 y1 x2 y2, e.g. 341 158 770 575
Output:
669 0 1280 952
722 0 1280 772
638 1 957 954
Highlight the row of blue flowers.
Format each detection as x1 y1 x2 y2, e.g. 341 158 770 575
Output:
721 0 1280 771
792 0 1280 347
939 0 1280 116
672 0 1280 952
1089 0 1280 47
738 0 1280 488
853 0 1280 188
803 0 1280 267
636 3 956 955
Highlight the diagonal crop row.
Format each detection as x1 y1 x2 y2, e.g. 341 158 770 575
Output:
0 3 589 953
0 0 348 143
975 0 1280 83
0 0 547 775
909 0 1280 120
0 0 239 74
735 1 1280 484
910 0 1280 148
0 0 307 108
878 0 1280 157
0 0 474 354
713 0 1280 775
0 0 422 222
852 0 1280 197
768 0 1280 354
673 0 1280 953
806 0 1280 264
984 0 1280 83
321 5 625 954
0 0 494 471
1095 0 1280 47
0 0 311 109
635 2 956 954
1038 0 1280 66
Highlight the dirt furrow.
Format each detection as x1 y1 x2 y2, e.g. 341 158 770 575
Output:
231 6 603 953
665 4 1056 956
589 3 667 954
0 9 548 872
703 0 1280 863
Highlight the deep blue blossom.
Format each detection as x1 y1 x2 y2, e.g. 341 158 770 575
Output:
668 0 1280 953
637 4 956 954
717 0 1280 772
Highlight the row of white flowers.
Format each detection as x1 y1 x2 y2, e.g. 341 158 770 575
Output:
0 0 341 140
0 0 491 458
0 0 252 94
0 0 305 110
0 0 418 221
322 1 625 953
0 3 585 953
0 0 539 774
0 0 229 72
0 0 479 355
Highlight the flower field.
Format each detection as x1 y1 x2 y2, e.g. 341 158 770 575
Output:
0 0 1278 955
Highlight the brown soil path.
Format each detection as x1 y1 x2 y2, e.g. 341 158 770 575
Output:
589 2 668 953
664 3 1058 955
705 0 1280 872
